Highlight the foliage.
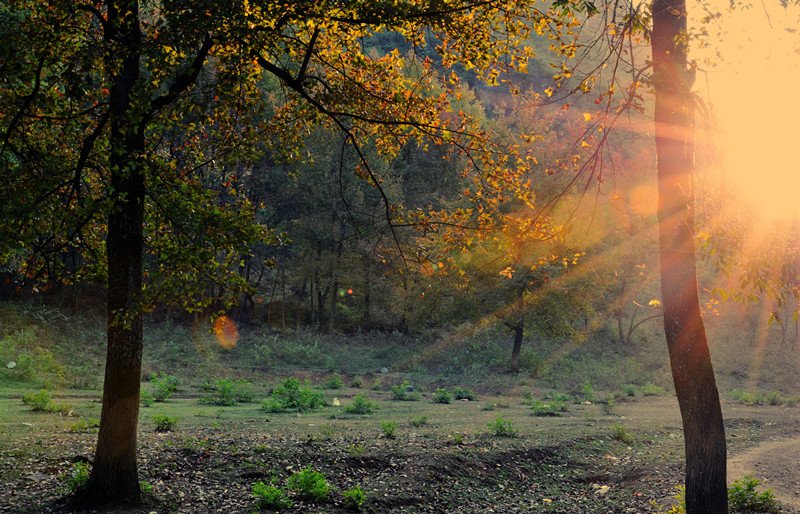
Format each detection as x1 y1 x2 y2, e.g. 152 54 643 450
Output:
261 378 324 413
601 398 616 415
623 384 637 397
381 420 398 438
66 417 100 433
451 386 477 401
252 481 293 510
140 391 154 408
611 424 634 444
529 399 566 417
409 415 428 427
727 476 779 513
286 467 331 501
391 380 421 401
343 485 366 511
323 373 344 390
60 462 90 493
345 393 378 415
642 383 665 397
21 389 52 411
432 388 452 404
351 376 364 388
149 373 180 402
581 381 596 403
200 378 255 406
731 389 798 407
152 415 177 432
487 415 519 437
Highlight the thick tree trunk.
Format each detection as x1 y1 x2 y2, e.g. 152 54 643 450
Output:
510 324 523 373
82 0 144 506
652 1 727 512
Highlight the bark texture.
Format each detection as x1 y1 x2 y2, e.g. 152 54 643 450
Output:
82 0 145 505
651 0 728 511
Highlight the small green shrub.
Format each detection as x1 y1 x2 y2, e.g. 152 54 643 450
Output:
345 393 378 414
200 378 255 406
60 461 89 493
152 414 177 432
623 384 637 397
140 391 154 407
370 378 382 390
343 485 366 511
582 380 596 403
66 417 100 433
391 380 421 401
642 383 664 397
611 424 633 444
323 373 344 389
602 398 616 415
381 420 398 438
432 388 452 404
451 386 477 401
252 481 292 510
260 378 324 413
22 389 52 411
487 415 518 437
529 399 562 417
728 475 780 513
287 467 330 501
351 375 364 388
149 372 180 402
409 415 428 427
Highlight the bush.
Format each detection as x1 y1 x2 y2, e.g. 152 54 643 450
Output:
252 481 292 510
260 378 324 413
602 397 616 415
60 461 89 493
351 375 364 388
22 389 52 411
381 420 397 438
323 373 344 389
149 372 180 402
642 383 664 397
529 399 563 417
345 393 378 414
152 414 177 432
409 415 428 427
391 380 421 401
728 476 780 513
487 415 518 437
623 384 637 397
451 386 477 401
581 380 596 403
140 391 154 407
343 485 366 511
287 467 330 501
611 424 633 444
200 378 255 406
66 417 100 433
432 388 452 404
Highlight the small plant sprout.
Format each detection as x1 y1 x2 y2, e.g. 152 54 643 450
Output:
286 467 331 500
487 414 519 437
611 424 634 444
60 461 90 493
152 414 177 432
381 420 398 438
343 485 367 510
252 481 292 510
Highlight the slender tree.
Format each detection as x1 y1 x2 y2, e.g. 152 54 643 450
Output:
651 0 728 510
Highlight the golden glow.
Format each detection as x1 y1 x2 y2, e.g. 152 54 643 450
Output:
696 3 800 220
213 315 239 349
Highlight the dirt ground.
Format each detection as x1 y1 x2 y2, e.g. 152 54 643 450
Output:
2 393 800 513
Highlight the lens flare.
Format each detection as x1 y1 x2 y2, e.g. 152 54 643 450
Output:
213 315 238 349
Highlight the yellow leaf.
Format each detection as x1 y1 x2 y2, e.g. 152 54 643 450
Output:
583 113 592 122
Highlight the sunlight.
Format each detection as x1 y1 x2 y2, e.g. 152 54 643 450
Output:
695 2 800 220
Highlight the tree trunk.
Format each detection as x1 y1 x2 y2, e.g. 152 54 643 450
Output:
82 0 144 505
510 324 523 373
652 1 728 511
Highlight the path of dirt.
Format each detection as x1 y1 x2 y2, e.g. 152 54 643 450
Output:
728 437 800 512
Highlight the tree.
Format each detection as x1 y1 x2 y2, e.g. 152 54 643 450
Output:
1 0 587 507
651 0 728 510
